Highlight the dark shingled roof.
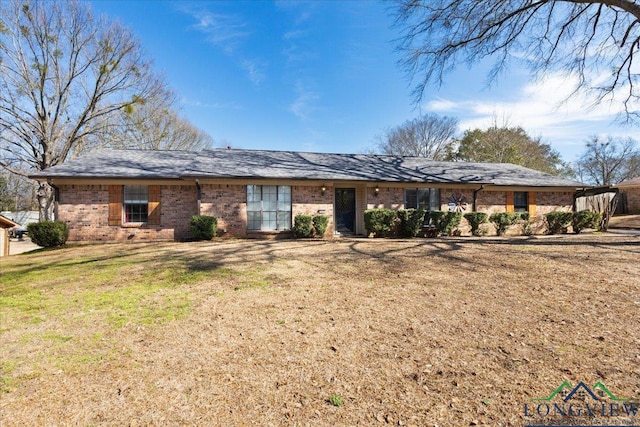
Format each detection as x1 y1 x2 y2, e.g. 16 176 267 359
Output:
30 148 585 187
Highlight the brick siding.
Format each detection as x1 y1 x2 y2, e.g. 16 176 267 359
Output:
57 183 576 241
620 188 640 214
58 184 196 241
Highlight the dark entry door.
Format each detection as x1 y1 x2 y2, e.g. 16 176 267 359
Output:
335 188 356 233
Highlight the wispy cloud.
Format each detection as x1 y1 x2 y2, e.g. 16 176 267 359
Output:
177 4 265 86
289 81 319 121
188 10 250 54
182 98 243 110
241 59 267 86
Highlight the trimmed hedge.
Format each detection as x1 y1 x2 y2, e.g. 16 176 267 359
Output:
293 214 314 238
489 212 519 236
545 211 573 234
27 221 69 247
364 209 398 237
439 211 462 236
397 209 426 238
312 215 329 237
463 212 488 236
190 215 217 240
572 210 602 234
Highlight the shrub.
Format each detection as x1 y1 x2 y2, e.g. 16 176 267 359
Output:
397 209 426 238
364 209 398 237
572 210 602 234
438 211 462 236
429 210 445 227
545 211 573 234
312 215 329 237
518 212 533 236
463 212 488 236
27 221 69 247
293 214 314 238
489 212 519 236
190 215 217 240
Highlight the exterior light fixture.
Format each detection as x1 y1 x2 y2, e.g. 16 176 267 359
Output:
321 185 326 195
374 185 380 196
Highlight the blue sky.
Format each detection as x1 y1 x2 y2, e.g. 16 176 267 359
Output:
91 0 637 163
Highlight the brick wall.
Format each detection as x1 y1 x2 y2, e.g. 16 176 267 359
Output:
58 184 196 241
620 188 640 214
292 185 335 236
58 183 577 241
200 184 247 237
199 184 335 238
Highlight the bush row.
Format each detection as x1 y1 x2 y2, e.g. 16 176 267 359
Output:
27 209 601 249
362 208 603 238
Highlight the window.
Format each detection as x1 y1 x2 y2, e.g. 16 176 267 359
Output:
123 185 148 223
405 188 440 211
247 185 291 231
514 191 528 212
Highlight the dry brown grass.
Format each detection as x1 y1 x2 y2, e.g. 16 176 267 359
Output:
1 234 639 426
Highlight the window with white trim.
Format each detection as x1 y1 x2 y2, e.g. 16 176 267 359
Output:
247 185 291 231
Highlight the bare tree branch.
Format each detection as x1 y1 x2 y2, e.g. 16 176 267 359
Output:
394 0 640 122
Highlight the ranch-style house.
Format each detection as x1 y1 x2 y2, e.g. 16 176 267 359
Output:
30 148 585 241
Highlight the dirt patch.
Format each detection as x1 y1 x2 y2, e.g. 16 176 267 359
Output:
1 235 639 426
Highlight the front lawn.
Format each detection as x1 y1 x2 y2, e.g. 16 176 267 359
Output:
1 236 638 426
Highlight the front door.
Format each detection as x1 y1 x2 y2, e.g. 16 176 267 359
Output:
335 188 356 233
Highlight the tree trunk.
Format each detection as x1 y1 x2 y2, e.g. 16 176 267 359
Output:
37 182 55 221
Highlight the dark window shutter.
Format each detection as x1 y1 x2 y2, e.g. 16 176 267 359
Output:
148 185 161 225
505 191 514 213
108 185 123 226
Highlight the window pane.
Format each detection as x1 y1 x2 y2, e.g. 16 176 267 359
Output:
247 201 261 212
514 191 528 212
277 212 291 230
405 189 417 209
124 185 148 203
246 185 292 231
430 189 441 210
278 185 291 202
417 189 430 210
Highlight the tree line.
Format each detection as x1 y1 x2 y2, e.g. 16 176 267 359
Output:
373 113 640 185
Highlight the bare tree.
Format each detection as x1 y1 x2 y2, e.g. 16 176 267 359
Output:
0 0 166 220
447 125 570 175
375 113 458 159
574 136 640 185
394 1 640 121
0 169 37 211
106 89 215 151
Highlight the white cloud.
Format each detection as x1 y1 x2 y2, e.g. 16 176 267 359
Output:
424 71 639 160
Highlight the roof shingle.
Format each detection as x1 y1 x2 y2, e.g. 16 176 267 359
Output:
30 148 585 188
